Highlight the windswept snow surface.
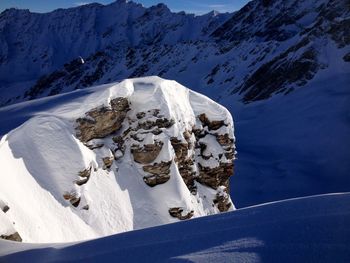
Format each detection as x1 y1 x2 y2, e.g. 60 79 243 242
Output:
0 193 349 262
0 76 235 243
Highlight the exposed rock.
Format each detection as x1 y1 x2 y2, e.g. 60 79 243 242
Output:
197 163 233 189
102 156 114 170
143 174 170 187
86 143 104 150
63 191 81 207
82 205 89 210
75 166 91 186
143 161 171 175
214 191 232 212
0 200 10 213
169 207 194 220
170 137 196 193
171 138 188 161
198 113 226 131
131 141 163 164
76 97 129 142
112 135 125 154
216 133 234 147
137 118 175 130
1 232 22 242
78 166 91 178
2 205 9 213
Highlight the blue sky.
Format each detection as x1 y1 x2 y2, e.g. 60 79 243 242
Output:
0 0 250 14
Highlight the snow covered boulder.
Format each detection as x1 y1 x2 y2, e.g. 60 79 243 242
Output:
0 77 236 243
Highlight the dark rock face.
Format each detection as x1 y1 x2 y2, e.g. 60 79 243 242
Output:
102 156 114 170
198 114 226 131
214 192 232 212
0 201 10 213
170 136 196 193
131 141 163 164
240 46 320 102
76 97 129 142
169 207 194 220
194 113 235 211
197 163 233 189
143 174 171 187
75 166 91 186
1 232 22 242
63 191 81 207
143 161 172 176
2 205 9 213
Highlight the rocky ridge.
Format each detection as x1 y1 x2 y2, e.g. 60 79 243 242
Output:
0 0 348 107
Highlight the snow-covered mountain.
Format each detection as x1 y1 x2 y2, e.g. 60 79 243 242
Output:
0 0 349 211
0 77 235 242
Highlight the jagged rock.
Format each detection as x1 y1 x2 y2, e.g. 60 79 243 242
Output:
137 118 175 130
63 191 81 207
76 97 129 142
112 135 125 154
131 141 163 164
216 133 234 147
214 191 232 212
75 166 91 186
86 143 104 150
1 232 22 242
2 205 9 213
143 174 170 187
102 156 114 170
168 207 194 220
198 114 226 130
171 138 189 161
170 137 196 192
143 161 171 175
197 163 233 189
78 166 91 178
0 200 10 213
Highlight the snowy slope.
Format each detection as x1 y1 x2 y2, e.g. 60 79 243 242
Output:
0 77 235 242
1 193 349 262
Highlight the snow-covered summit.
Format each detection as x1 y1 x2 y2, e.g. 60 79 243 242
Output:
0 77 236 243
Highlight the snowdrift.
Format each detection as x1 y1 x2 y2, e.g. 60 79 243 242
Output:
0 193 349 262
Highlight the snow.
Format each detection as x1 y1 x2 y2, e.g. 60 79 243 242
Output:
0 212 15 237
0 193 349 262
0 76 235 243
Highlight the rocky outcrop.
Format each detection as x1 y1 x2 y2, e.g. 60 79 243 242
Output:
63 191 81 207
75 166 91 186
131 141 163 164
76 97 129 142
214 188 232 212
193 113 235 212
72 83 235 222
170 136 196 193
1 232 22 242
102 156 114 170
0 200 10 213
169 207 194 220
